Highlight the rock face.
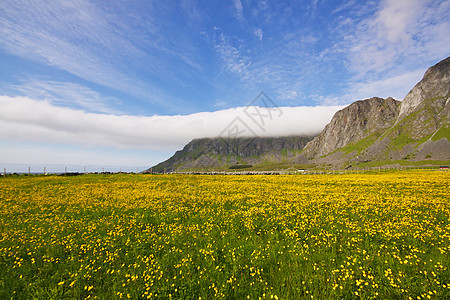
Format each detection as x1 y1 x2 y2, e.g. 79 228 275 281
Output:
304 56 450 166
302 97 401 158
145 136 315 173
398 56 450 121
392 57 450 140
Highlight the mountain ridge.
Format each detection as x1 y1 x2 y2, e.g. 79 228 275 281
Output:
145 136 315 173
146 57 450 172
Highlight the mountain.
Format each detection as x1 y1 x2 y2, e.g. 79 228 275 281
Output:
304 56 450 167
147 56 450 172
144 136 315 173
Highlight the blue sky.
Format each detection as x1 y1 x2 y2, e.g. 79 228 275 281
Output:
0 0 449 172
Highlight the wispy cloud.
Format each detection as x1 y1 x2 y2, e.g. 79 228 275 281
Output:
212 27 315 100
0 96 343 150
215 34 251 80
346 69 427 101
332 0 357 14
254 29 263 41
306 0 320 17
0 0 199 110
211 0 449 108
375 0 422 43
342 0 450 76
233 0 244 20
9 79 121 114
320 0 450 104
0 2 136 89
315 69 427 106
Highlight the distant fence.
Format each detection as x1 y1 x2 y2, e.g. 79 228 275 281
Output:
1 166 142 176
1 165 448 176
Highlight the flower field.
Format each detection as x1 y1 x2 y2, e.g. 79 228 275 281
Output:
0 171 449 299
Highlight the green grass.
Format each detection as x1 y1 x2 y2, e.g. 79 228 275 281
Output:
432 125 450 142
354 159 450 168
389 133 416 150
177 161 314 172
229 164 252 169
339 132 381 154
178 157 450 172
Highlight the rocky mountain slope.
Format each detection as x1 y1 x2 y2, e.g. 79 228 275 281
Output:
398 56 450 121
302 97 401 158
304 56 450 167
145 136 315 173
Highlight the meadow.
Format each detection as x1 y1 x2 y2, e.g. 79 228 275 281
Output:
0 171 449 299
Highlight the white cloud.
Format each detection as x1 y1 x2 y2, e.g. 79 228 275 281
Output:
233 0 244 20
279 90 299 100
374 0 422 43
344 0 450 76
300 34 317 44
215 35 251 79
332 0 357 14
254 28 263 41
307 0 319 17
0 96 344 151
